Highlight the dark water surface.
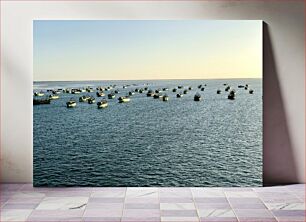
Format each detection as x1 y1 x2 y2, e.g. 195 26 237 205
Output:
34 79 262 187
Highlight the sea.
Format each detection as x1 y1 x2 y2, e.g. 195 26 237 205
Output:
33 78 262 187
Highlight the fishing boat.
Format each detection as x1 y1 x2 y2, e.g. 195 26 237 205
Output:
79 95 90 102
34 91 44 97
33 98 51 105
228 90 236 100
249 89 254 94
71 89 81 94
96 92 105 97
49 94 59 100
118 96 130 103
162 95 169 101
225 86 231 92
97 99 108 108
176 93 183 98
108 93 115 99
86 88 94 92
217 89 221 94
66 99 77 108
146 90 154 97
194 93 202 101
88 97 96 104
153 94 162 99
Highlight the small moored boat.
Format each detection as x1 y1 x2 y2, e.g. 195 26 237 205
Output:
146 90 154 97
96 92 105 97
49 94 59 100
162 95 169 101
249 89 254 94
177 93 183 98
97 99 108 108
108 93 115 99
66 99 77 108
217 89 221 94
34 91 44 97
228 90 236 100
118 96 130 103
153 94 162 99
88 97 96 104
79 95 90 102
194 93 202 101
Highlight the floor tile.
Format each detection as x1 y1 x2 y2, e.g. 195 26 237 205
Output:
159 188 192 197
2 203 39 209
160 197 194 203
125 203 160 209
196 202 231 209
126 188 158 199
36 197 88 210
234 209 274 218
198 209 235 217
122 209 160 218
83 208 123 217
271 209 305 217
29 209 84 218
160 203 196 210
83 217 121 222
195 197 228 203
91 188 126 198
0 209 32 221
225 191 258 198
86 202 123 209
161 216 199 222
192 188 225 198
89 197 125 203
200 217 238 221
161 209 198 217
265 202 305 210
122 217 161 222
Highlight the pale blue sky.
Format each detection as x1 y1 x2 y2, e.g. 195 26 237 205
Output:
33 20 262 81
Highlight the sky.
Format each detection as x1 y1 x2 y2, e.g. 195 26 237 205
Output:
33 20 262 81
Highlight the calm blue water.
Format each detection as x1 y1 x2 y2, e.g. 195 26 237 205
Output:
33 79 262 187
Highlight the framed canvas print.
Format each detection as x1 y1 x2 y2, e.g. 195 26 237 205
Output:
33 20 262 187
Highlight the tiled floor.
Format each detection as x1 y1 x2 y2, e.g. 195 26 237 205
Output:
0 184 304 222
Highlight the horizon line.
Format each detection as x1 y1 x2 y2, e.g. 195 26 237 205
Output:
34 77 262 82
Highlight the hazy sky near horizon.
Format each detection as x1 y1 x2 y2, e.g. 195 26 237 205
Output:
34 20 262 81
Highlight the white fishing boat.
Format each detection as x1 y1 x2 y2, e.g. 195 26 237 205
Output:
97 100 108 108
118 96 130 103
34 91 44 97
66 99 76 108
49 94 59 100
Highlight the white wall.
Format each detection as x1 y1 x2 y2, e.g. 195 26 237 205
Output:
1 0 304 184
